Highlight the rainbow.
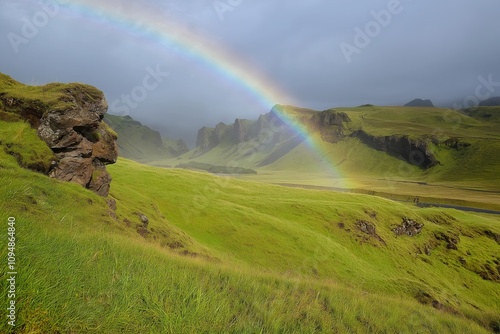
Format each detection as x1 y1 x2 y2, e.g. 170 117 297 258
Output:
62 0 347 187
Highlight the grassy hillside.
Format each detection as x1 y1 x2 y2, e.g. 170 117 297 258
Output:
159 105 500 210
273 105 500 177
1 115 499 332
104 114 188 162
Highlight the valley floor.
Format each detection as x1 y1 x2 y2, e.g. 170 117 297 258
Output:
237 171 500 212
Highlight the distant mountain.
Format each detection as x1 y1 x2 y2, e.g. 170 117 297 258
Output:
104 115 188 162
191 105 307 163
172 104 500 184
479 96 500 106
404 99 434 107
195 110 294 153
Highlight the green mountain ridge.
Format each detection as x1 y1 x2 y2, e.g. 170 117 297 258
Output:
164 104 500 186
104 114 188 162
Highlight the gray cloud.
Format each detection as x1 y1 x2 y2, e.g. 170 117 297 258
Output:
1 0 500 146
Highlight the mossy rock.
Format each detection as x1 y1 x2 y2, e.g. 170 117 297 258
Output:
0 73 105 127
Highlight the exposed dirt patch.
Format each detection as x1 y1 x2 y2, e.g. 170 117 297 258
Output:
490 319 500 334
415 290 458 314
434 231 460 250
134 213 150 238
484 230 500 245
363 209 377 219
136 226 150 238
443 138 471 150
418 239 440 256
355 220 386 245
477 263 500 282
167 241 184 249
392 217 423 237
106 199 117 211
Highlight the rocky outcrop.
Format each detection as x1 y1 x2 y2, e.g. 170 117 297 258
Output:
37 87 118 196
196 126 216 151
0 75 118 196
308 109 351 143
392 217 423 237
233 119 250 143
355 220 386 245
196 118 261 152
194 106 352 155
351 130 439 168
311 109 351 126
195 119 252 152
214 122 229 143
404 99 434 107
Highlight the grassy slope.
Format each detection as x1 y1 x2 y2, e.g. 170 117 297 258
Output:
340 106 500 184
1 133 500 333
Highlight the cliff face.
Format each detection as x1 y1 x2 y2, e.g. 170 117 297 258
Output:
308 109 351 143
352 130 439 168
195 108 297 154
0 74 118 196
196 126 216 151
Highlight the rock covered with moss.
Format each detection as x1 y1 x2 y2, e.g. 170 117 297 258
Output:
0 73 118 196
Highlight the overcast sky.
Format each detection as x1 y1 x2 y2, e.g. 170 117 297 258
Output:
1 0 500 146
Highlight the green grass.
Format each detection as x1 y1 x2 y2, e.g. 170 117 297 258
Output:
1 152 499 332
0 120 55 172
0 73 104 119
